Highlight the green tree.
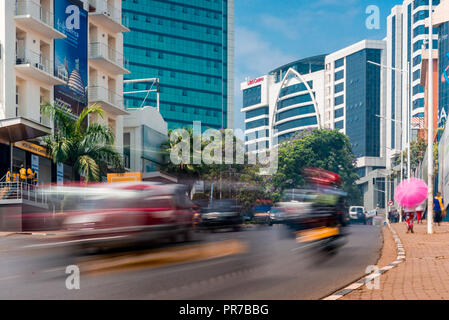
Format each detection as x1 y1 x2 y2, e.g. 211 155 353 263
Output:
41 102 124 182
395 137 427 176
266 129 362 204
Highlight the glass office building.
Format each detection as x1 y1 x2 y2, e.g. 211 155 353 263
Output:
122 0 234 130
345 49 382 158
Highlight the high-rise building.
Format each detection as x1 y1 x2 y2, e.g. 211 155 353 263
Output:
324 40 387 209
122 0 234 131
386 0 441 152
240 55 326 154
86 0 130 155
0 0 127 186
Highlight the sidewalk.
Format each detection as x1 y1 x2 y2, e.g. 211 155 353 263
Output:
343 221 449 300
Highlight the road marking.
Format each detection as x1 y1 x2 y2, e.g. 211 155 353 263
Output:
322 222 406 300
78 239 248 276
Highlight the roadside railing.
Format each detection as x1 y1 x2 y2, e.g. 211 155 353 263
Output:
0 182 47 204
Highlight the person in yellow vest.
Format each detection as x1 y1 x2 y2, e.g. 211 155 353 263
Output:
6 170 11 183
19 165 27 183
27 168 35 185
33 170 38 185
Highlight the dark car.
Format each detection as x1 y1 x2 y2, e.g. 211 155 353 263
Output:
198 200 243 232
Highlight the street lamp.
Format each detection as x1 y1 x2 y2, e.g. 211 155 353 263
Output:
376 114 407 183
369 60 412 182
427 1 434 234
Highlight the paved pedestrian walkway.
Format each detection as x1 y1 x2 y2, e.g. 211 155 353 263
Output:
343 221 449 300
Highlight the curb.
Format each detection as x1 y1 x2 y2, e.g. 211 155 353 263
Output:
322 222 405 300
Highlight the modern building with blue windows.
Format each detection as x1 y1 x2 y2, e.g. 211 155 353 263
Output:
324 40 387 210
122 0 234 130
386 0 440 148
240 55 326 154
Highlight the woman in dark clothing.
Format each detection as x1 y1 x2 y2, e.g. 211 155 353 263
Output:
433 192 444 226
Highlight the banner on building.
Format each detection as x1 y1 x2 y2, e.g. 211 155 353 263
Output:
57 163 64 185
54 0 88 116
438 119 449 210
31 154 39 182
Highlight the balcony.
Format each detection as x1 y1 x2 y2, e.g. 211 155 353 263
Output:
88 0 130 33
14 0 66 39
88 86 129 115
89 42 130 75
15 49 66 85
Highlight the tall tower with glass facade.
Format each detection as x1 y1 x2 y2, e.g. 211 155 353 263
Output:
122 0 234 130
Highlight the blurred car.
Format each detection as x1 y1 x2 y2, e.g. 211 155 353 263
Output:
58 182 195 251
198 200 243 232
349 206 370 224
267 207 287 226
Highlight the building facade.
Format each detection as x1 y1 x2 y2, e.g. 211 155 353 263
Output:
0 0 128 185
324 40 387 210
386 0 441 148
122 0 234 131
240 55 326 154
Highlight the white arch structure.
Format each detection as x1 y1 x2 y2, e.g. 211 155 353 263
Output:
271 68 322 145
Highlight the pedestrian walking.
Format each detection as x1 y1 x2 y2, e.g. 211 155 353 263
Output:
416 201 425 224
433 192 444 226
404 207 415 233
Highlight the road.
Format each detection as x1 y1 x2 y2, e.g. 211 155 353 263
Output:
0 224 382 299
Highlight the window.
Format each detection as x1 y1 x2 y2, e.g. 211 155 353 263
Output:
246 107 268 119
334 108 344 118
243 85 261 108
146 50 151 57
246 118 269 130
413 98 424 109
276 105 315 122
334 82 344 94
335 58 344 69
182 90 187 96
334 95 344 106
279 81 313 98
274 116 317 132
277 93 313 109
335 120 344 129
335 70 344 81
413 84 424 95
158 52 163 59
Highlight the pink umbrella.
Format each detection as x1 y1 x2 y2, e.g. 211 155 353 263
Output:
394 178 428 209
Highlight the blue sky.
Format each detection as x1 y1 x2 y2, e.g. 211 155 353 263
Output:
233 0 402 131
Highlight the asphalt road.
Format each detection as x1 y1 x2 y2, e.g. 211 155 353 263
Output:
0 224 382 299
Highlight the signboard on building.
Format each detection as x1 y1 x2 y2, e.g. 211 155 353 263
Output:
107 172 143 183
13 141 49 158
54 0 88 116
247 77 264 86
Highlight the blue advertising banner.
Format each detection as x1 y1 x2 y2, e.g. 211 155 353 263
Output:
57 163 64 185
54 0 88 116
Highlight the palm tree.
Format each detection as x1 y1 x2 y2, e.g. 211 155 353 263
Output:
41 102 124 182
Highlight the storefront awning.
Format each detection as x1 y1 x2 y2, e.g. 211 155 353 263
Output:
0 117 51 144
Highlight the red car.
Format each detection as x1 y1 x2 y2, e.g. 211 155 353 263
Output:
57 182 195 251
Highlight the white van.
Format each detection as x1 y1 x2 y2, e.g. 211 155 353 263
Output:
349 206 365 221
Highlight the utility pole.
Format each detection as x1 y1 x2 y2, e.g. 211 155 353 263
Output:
427 1 434 234
407 61 411 180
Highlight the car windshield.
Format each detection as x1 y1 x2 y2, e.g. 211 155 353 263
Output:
356 208 364 214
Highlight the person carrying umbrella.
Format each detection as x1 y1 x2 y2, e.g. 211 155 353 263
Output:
433 192 444 226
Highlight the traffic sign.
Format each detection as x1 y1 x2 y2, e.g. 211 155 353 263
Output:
388 200 394 207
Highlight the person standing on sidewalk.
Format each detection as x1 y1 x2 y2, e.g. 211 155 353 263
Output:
433 192 444 226
416 201 425 224
404 207 415 233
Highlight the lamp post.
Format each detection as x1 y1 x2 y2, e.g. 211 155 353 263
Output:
427 1 434 234
369 60 411 181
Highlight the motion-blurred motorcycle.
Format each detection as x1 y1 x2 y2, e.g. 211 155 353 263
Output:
276 168 349 254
